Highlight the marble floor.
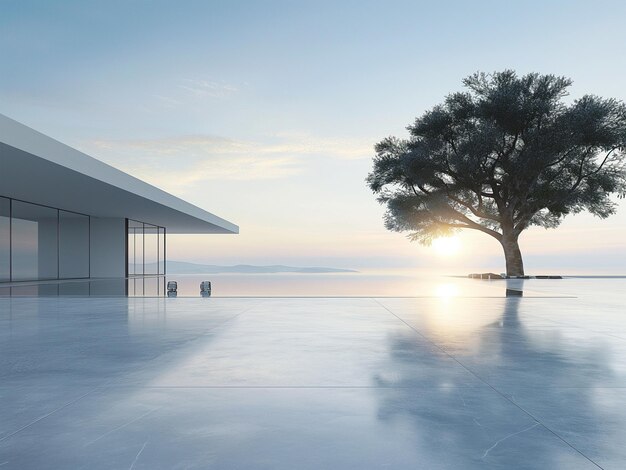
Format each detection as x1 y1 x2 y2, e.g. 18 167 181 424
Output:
1 286 625 468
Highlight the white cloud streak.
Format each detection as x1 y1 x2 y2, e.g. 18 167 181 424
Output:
88 136 297 190
178 79 239 99
86 133 373 189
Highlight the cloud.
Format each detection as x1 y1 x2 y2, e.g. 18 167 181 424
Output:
152 94 184 107
86 132 373 187
87 135 300 189
178 79 238 99
148 78 240 109
263 131 373 160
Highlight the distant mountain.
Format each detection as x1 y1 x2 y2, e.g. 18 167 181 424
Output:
154 261 358 274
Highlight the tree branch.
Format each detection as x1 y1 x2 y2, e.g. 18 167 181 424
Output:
569 147 617 192
542 146 577 169
447 194 500 222
445 205 502 240
581 146 619 179
434 222 503 238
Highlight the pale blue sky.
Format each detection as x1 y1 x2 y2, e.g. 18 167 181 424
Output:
2 1 626 272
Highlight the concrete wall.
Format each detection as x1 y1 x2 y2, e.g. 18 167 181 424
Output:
0 198 10 281
37 218 58 279
59 215 90 278
90 218 126 278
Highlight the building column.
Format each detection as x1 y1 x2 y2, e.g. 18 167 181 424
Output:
89 217 126 278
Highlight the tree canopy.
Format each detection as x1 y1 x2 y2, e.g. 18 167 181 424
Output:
367 70 626 276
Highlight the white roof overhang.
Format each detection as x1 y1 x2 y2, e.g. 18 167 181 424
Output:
0 114 238 234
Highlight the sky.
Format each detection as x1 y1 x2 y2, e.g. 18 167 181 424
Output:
2 0 626 274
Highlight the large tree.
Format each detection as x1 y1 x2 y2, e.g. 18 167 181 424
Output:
367 71 626 276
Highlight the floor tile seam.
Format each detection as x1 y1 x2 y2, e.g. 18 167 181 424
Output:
4 386 626 392
73 384 626 390
178 295 574 299
372 295 626 342
87 385 480 389
0 386 102 443
0 300 288 427
109 295 577 300
372 298 605 470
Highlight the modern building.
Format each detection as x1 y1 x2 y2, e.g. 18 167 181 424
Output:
0 113 238 285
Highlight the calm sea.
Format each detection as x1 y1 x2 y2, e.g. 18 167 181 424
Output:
128 270 618 298
2 269 624 299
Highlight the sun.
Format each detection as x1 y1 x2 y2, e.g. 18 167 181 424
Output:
431 237 461 257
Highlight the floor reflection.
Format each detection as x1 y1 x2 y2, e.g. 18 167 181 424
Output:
0 273 570 298
374 296 617 466
127 276 167 297
0 277 528 298
1 295 621 467
0 277 167 297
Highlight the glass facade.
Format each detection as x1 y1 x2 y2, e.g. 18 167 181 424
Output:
0 196 91 282
144 224 158 275
127 219 165 277
128 219 143 276
127 276 166 296
0 198 168 283
0 197 9 282
158 227 165 275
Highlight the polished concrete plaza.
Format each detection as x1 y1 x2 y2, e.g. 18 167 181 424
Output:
1 283 625 469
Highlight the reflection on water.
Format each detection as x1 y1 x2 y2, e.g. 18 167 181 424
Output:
0 272 590 298
141 274 531 298
435 283 459 298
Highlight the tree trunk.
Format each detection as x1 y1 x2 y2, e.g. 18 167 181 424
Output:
501 234 524 277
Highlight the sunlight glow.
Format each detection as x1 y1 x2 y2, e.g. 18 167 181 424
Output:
435 283 459 299
431 237 461 257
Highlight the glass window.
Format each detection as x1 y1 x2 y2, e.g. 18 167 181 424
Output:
11 200 58 281
59 210 89 279
158 227 165 275
144 224 158 275
126 219 165 278
129 277 144 296
142 276 161 296
128 222 135 276
128 220 144 276
0 197 10 281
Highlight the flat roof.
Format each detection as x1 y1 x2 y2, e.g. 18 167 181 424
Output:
0 114 238 234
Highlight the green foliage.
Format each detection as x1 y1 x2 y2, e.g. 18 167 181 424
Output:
367 70 626 246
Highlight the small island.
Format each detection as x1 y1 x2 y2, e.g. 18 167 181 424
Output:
163 261 358 274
